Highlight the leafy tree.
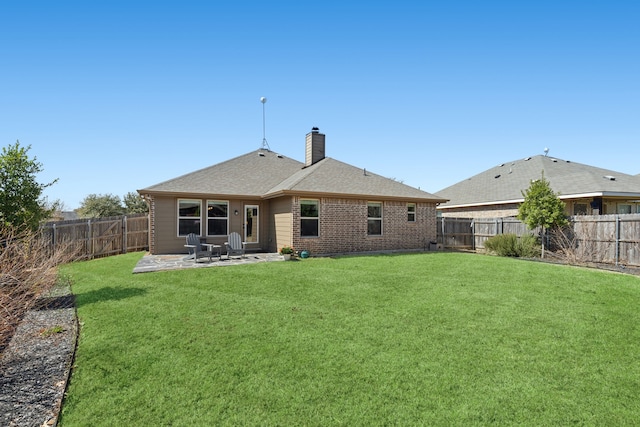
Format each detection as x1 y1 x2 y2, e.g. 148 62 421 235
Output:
0 141 57 231
77 193 124 218
517 172 568 258
123 192 148 214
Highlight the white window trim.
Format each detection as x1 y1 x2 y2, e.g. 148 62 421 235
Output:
206 200 229 236
368 201 383 236
407 203 416 222
177 199 202 237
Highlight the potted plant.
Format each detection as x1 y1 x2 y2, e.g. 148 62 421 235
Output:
279 246 294 260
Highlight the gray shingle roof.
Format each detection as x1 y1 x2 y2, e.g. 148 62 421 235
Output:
436 155 640 208
265 157 446 201
139 149 446 202
138 150 304 197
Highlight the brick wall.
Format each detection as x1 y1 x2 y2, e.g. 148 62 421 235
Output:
291 197 438 256
438 203 520 219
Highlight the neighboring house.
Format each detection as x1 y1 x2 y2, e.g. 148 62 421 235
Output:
436 155 640 218
138 129 447 255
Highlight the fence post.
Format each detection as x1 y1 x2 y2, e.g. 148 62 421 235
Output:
471 219 475 250
88 219 93 259
52 223 57 253
615 215 620 266
123 216 128 254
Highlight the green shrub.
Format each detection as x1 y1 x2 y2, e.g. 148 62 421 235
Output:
516 233 539 258
484 233 539 258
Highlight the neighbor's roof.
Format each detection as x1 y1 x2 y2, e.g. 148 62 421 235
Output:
139 149 446 202
264 157 446 202
436 155 640 209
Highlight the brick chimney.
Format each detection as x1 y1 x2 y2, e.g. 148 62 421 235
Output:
305 127 325 166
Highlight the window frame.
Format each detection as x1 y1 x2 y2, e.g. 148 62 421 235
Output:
617 204 632 214
573 203 588 216
300 199 320 237
206 200 229 237
367 201 383 236
407 203 416 222
177 199 202 237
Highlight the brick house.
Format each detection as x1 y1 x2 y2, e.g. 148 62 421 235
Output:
436 154 640 218
137 129 447 256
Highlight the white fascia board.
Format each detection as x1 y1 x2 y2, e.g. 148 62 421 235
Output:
439 192 640 210
437 198 525 209
558 192 640 199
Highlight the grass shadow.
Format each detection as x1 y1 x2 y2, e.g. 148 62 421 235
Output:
74 287 147 308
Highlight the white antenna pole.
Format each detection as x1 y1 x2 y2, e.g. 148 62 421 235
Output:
260 97 270 150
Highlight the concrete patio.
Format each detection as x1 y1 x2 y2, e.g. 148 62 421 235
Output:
133 252 286 274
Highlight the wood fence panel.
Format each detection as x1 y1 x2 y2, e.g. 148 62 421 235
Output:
437 214 640 267
620 215 640 266
126 216 150 252
502 219 529 236
438 217 474 249
42 214 148 260
473 218 498 249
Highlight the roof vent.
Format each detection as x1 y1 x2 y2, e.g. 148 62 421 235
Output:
258 152 265 157
551 158 558 162
495 174 501 179
604 175 616 181
277 154 283 158
524 157 531 161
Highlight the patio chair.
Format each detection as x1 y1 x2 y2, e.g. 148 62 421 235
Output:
184 233 211 262
224 232 246 259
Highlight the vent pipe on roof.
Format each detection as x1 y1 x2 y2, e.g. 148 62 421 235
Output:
305 127 325 166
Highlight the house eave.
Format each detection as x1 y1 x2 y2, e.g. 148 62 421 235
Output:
263 190 448 203
137 190 263 200
438 198 525 210
437 192 640 210
566 191 640 199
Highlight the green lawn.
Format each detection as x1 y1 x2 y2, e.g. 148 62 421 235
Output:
59 252 640 426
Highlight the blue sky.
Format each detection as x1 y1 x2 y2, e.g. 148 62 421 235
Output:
2 1 638 209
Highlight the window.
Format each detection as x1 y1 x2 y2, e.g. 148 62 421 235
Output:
178 199 201 236
207 200 228 236
407 203 416 222
617 204 632 214
300 199 319 237
574 203 588 215
367 202 382 235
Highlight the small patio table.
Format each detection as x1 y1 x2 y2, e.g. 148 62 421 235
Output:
202 244 222 261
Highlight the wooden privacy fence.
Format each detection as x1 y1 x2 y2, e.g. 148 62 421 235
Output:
437 217 530 250
437 214 640 267
41 214 149 260
568 214 640 267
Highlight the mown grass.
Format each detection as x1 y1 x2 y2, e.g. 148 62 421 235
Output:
59 252 640 426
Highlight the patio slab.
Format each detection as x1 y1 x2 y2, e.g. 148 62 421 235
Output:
133 252 285 274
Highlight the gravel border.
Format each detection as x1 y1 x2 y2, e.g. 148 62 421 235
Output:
0 284 77 427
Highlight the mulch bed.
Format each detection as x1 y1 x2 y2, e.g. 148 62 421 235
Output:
0 285 77 427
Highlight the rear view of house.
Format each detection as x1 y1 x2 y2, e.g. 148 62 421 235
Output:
138 129 447 256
